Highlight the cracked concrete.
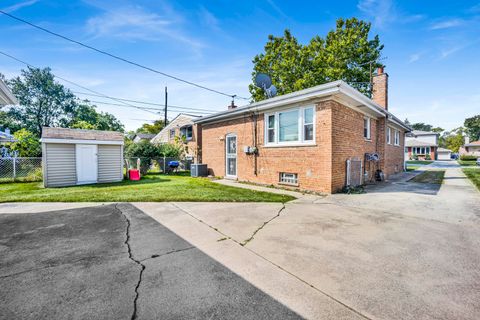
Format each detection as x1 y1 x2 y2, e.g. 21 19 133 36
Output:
1 203 302 319
242 204 286 245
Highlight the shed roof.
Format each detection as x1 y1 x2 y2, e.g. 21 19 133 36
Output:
465 140 480 147
42 127 124 141
134 133 156 140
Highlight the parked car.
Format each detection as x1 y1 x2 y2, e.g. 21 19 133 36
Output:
451 153 459 160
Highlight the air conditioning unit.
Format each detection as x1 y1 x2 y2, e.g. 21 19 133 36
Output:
191 164 208 177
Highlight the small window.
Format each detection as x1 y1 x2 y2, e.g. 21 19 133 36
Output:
180 125 193 140
364 117 371 140
267 114 275 143
169 129 175 139
394 130 400 146
304 108 314 141
386 127 391 144
279 172 298 185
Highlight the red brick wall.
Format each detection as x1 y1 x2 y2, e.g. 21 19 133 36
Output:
331 102 379 192
384 127 405 176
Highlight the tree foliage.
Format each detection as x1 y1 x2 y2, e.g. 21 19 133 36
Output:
411 122 444 133
3 67 124 136
10 128 41 157
464 115 480 141
249 18 384 101
136 119 165 134
124 140 183 159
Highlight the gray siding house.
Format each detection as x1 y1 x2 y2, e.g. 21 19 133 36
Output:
41 127 124 187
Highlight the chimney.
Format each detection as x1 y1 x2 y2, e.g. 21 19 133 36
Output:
465 136 470 145
372 67 388 110
228 100 237 110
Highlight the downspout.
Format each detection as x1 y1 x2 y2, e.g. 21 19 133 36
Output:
253 112 258 176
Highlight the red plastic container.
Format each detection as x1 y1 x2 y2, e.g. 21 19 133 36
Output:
129 169 140 181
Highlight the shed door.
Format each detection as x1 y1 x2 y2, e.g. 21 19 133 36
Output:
76 144 98 184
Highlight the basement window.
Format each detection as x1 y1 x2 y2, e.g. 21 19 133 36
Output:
279 172 298 185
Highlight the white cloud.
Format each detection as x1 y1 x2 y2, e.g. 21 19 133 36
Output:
85 5 204 49
198 6 220 32
357 0 424 28
1 0 38 13
265 0 290 20
430 18 465 30
408 53 421 63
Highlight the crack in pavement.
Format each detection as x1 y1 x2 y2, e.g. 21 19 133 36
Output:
140 246 195 262
115 203 145 320
241 204 286 246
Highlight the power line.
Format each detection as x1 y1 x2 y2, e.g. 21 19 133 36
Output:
72 91 216 113
0 10 249 100
0 50 165 116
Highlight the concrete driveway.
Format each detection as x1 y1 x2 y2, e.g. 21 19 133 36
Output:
1 166 479 319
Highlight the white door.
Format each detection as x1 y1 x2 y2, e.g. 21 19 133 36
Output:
76 144 98 184
225 135 237 178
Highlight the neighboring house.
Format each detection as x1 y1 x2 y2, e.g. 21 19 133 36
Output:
405 130 439 160
0 128 16 143
195 67 410 193
0 78 17 106
459 137 480 157
151 114 201 162
41 127 124 187
132 133 156 143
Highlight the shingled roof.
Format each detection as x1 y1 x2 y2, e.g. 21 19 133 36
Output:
41 127 124 141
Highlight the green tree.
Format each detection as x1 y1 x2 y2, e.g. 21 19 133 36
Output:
7 67 77 136
249 18 384 101
445 133 464 153
10 129 41 157
464 115 480 141
62 102 124 132
411 123 444 133
136 119 165 134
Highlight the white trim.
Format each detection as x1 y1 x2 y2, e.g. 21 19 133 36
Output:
264 105 316 147
394 129 400 146
76 144 98 185
41 138 124 145
386 127 392 144
225 134 237 178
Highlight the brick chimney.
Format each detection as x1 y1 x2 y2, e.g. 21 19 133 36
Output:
372 67 388 110
228 100 237 110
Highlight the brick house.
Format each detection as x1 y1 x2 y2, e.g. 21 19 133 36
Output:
405 130 440 160
195 68 410 193
151 114 202 162
459 136 480 157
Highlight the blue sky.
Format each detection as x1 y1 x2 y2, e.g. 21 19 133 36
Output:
0 0 479 131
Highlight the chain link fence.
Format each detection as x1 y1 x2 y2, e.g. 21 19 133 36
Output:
0 157 43 183
124 157 192 175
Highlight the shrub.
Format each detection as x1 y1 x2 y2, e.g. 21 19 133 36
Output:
412 154 418 160
460 155 478 161
425 153 431 160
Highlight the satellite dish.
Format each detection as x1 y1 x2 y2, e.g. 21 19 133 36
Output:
266 85 277 98
254 73 272 89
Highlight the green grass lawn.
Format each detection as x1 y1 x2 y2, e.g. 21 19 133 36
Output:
406 160 434 165
458 160 478 166
0 173 295 203
406 165 420 172
463 168 480 191
410 170 445 184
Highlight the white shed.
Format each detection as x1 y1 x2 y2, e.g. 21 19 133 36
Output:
437 147 452 161
41 127 124 187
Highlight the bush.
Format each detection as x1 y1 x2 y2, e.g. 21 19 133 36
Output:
124 141 184 175
425 153 431 160
412 154 418 160
460 155 478 161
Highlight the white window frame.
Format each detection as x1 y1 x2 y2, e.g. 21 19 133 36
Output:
279 172 298 186
364 117 371 140
386 127 391 144
169 129 175 140
180 125 193 141
264 105 315 147
394 129 400 146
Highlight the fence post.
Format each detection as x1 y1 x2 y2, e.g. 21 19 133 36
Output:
12 157 16 179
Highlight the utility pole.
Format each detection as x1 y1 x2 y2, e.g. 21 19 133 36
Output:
164 86 168 126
